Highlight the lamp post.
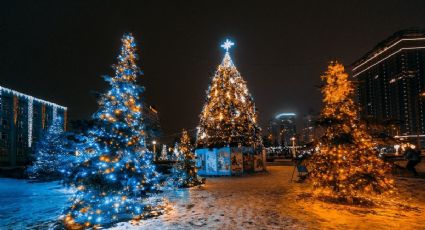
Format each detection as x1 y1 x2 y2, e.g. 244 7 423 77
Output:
152 140 157 161
415 92 425 149
290 137 296 158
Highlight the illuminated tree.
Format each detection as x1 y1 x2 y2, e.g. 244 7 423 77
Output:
159 145 168 161
27 117 67 180
64 33 160 228
196 40 261 148
172 129 204 187
172 142 180 161
309 62 394 203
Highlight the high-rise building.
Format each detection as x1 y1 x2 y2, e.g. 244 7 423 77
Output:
142 103 161 147
0 86 67 167
352 29 425 138
268 113 297 146
300 114 316 144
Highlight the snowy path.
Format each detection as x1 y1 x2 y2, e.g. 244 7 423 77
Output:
1 166 424 229
114 166 425 230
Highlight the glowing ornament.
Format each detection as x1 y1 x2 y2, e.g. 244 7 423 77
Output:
221 39 234 52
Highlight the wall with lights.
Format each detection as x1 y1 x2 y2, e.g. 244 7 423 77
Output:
0 85 67 167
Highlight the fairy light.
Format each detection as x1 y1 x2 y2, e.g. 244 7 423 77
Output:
0 85 67 148
0 85 67 110
196 40 261 148
64 33 160 228
171 129 204 187
53 106 57 122
309 62 394 202
28 98 33 147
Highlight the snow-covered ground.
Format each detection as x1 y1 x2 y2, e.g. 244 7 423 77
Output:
115 166 425 229
0 179 73 229
1 166 425 229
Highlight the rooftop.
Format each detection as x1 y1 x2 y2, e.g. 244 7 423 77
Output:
351 29 425 69
0 85 67 110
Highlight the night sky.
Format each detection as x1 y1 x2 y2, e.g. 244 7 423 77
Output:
1 1 425 140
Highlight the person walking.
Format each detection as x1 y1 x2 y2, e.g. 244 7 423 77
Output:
405 146 421 177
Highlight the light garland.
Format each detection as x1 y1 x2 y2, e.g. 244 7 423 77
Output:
196 39 261 148
28 98 33 147
0 85 66 147
64 33 160 228
0 85 67 110
308 62 394 203
171 129 204 187
53 106 57 122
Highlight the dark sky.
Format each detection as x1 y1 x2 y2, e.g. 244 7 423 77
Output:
1 0 425 140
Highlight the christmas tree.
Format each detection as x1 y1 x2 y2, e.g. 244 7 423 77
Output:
27 117 67 180
309 62 394 203
172 129 204 188
196 40 261 148
159 144 168 161
172 142 180 161
64 33 160 228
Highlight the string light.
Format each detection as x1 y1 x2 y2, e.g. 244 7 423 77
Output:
0 86 66 148
64 33 160 228
28 99 33 147
0 86 67 110
171 129 204 187
196 41 261 148
308 62 394 203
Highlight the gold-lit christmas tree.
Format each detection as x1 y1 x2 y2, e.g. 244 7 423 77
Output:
172 129 204 187
196 40 261 148
309 61 394 203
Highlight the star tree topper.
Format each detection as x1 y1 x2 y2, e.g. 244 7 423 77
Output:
221 39 234 52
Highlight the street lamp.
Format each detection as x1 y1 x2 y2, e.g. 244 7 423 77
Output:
394 144 400 156
290 137 296 158
152 140 157 161
415 92 425 149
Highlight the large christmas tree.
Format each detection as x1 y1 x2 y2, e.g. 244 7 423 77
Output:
64 33 160 228
196 40 261 148
172 129 204 187
27 117 67 180
309 62 394 203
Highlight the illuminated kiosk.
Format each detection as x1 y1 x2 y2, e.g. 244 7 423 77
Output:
195 39 266 176
195 146 266 176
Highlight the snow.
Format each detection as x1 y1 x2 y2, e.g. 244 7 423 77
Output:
0 178 73 229
1 165 425 229
114 166 425 230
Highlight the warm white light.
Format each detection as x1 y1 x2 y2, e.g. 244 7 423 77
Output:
353 38 425 71
353 46 425 77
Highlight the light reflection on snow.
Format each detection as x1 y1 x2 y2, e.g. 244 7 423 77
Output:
0 178 73 229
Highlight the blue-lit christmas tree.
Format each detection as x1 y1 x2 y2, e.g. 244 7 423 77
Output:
64 33 161 228
27 116 67 180
171 129 204 188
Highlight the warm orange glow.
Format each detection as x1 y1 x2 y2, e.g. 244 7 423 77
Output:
308 61 394 203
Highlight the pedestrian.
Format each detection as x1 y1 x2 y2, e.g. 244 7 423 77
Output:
405 146 421 177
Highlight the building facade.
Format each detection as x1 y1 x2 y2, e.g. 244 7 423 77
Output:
268 113 297 146
300 114 315 144
0 86 67 167
352 30 425 138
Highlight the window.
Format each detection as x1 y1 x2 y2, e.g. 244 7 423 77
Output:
0 132 6 141
0 148 7 156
